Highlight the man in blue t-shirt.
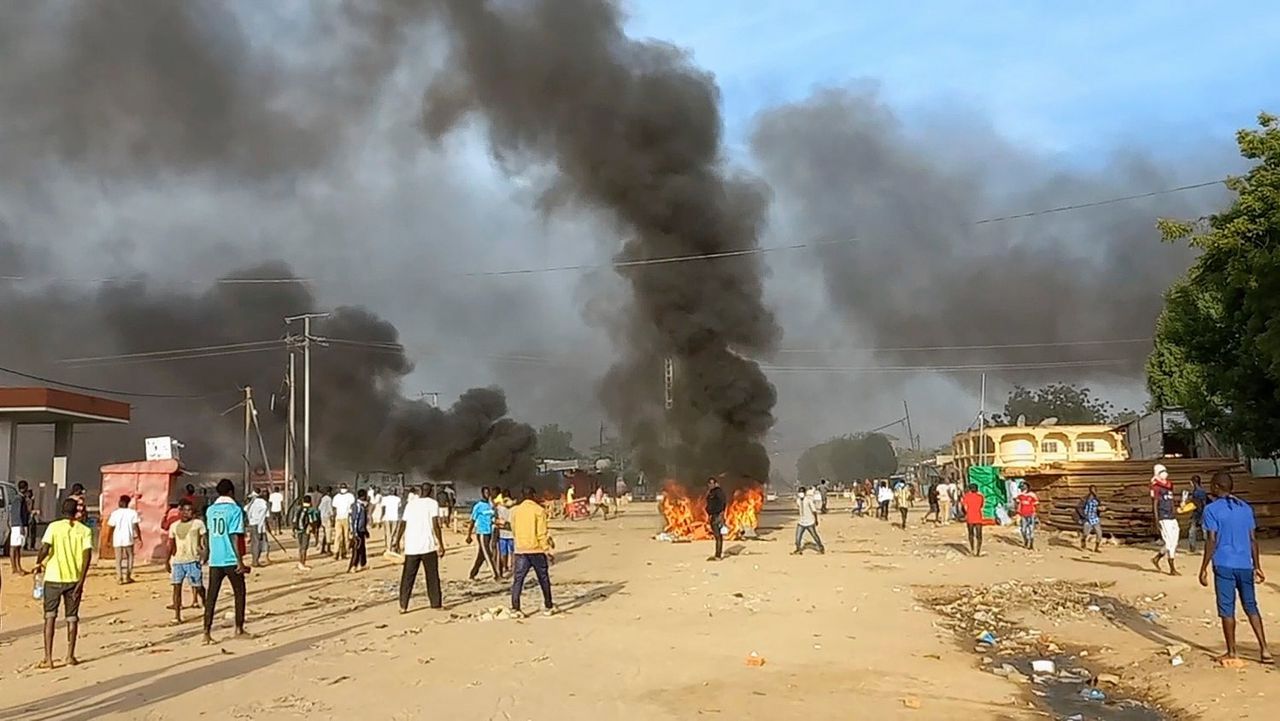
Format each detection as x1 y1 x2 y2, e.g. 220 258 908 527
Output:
202 478 249 644
1199 472 1271 664
466 486 499 581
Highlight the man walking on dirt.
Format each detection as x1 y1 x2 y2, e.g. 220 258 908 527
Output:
34 498 94 668
1077 486 1104 552
510 486 555 616
317 487 334 555
106 494 142 584
1150 464 1180 575
962 483 986 557
466 486 500 581
705 476 727 562
399 484 446 612
1015 482 1040 550
245 489 270 567
10 480 31 575
331 484 355 561
1198 472 1271 665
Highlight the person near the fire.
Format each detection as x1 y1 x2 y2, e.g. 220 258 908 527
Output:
1076 486 1104 552
347 488 371 573
34 497 94 668
495 490 516 578
510 485 555 616
466 486 500 581
10 479 31 575
292 494 320 571
705 476 727 561
792 487 824 555
1015 482 1040 550
1198 471 1271 664
962 483 986 557
1150 464 1180 575
1187 474 1210 553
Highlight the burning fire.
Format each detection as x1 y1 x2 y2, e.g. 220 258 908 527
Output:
659 481 764 540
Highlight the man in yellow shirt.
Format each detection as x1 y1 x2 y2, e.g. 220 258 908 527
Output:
510 487 555 616
35 498 94 668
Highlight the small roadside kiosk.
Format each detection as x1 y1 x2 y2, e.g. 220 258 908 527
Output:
99 459 187 564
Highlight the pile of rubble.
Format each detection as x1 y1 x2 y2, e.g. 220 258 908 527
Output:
923 579 1114 640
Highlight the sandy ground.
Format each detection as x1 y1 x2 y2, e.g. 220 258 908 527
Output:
0 502 1275 720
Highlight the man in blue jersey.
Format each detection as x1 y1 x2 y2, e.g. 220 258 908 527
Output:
466 486 499 581
202 478 250 644
1199 472 1271 665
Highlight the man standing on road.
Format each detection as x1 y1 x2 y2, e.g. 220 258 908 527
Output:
348 489 370 573
1150 464 1180 575
510 486 555 616
894 481 912 530
10 480 32 575
876 481 893 521
495 490 516 578
203 479 249 644
1077 486 1104 553
1199 472 1271 665
292 495 320 571
937 479 954 525
317 487 334 555
380 487 402 555
962 483 986 557
168 500 207 624
792 487 824 555
1187 475 1210 553
1015 482 1040 550
399 484 445 613
245 489 270 567
331 484 355 561
268 487 285 534
466 487 500 581
106 495 142 584
705 476 727 562
34 498 94 668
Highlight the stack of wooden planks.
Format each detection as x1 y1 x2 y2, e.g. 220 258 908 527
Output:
1021 458 1280 538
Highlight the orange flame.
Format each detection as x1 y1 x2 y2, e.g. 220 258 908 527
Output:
659 481 764 540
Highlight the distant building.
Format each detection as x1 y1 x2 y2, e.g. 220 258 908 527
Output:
951 424 1127 476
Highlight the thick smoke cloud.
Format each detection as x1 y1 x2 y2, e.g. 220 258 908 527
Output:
423 0 780 483
0 1 540 489
750 87 1230 379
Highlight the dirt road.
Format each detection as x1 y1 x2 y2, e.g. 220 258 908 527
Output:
0 502 1274 720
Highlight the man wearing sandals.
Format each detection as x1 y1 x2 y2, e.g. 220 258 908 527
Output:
1199 472 1271 665
34 498 94 668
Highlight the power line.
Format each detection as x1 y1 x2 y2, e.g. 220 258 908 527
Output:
58 339 284 365
0 363 233 399
761 359 1133 374
60 345 286 369
0 178 1227 284
775 337 1153 353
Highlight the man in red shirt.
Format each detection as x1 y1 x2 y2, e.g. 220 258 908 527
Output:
1015 482 1040 550
962 484 986 557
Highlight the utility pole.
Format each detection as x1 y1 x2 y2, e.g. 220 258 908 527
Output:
978 373 987 466
242 386 253 487
285 348 297 499
903 400 916 453
285 312 329 496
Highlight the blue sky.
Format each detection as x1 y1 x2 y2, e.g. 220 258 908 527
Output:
625 1 1280 159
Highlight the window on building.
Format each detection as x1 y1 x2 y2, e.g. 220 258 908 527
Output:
1040 440 1059 454
1076 440 1097 453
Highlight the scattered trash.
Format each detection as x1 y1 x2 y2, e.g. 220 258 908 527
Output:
745 652 766 667
977 631 998 646
1165 643 1189 658
1031 659 1056 674
1078 687 1106 702
1170 655 1184 667
1140 611 1159 622
901 696 922 710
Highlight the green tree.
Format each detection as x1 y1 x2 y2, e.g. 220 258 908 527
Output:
795 433 898 483
993 383 1121 425
536 423 580 459
1147 113 1280 455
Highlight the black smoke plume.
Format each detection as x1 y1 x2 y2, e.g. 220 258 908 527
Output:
423 0 780 484
750 88 1230 378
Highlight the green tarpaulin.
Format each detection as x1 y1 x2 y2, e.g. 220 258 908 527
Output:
967 465 1006 521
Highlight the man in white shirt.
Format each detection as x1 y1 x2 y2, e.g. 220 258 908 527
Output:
317 488 334 554
245 490 271 566
792 487 824 555
331 485 356 560
380 489 403 555
370 488 384 527
107 495 143 584
399 483 445 612
877 482 894 521
268 489 285 533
